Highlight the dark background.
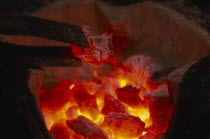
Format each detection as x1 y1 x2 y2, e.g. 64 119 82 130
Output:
0 0 209 14
0 0 210 31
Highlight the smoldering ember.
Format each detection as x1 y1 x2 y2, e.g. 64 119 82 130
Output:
0 0 209 139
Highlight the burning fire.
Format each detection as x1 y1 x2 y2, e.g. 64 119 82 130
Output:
39 32 174 139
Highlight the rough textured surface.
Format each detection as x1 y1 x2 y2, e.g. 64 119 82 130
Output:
66 116 108 139
116 86 143 107
166 55 210 139
101 113 145 138
102 94 128 115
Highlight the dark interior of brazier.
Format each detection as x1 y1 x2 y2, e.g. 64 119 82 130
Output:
0 0 210 139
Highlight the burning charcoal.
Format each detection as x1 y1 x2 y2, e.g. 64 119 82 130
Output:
71 44 101 66
72 83 100 120
144 82 160 92
102 94 128 115
66 106 79 120
71 33 113 67
144 89 174 118
66 116 108 139
39 80 74 111
116 85 145 106
148 115 170 137
143 90 173 136
124 55 152 88
50 122 71 139
101 113 145 138
50 122 84 139
139 132 156 139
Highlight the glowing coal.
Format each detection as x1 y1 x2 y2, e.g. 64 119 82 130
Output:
39 53 174 139
39 29 173 139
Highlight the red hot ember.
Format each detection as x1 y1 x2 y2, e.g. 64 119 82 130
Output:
39 31 174 139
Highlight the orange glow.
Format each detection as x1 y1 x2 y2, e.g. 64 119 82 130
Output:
119 78 129 88
142 131 147 136
127 106 152 127
96 98 104 111
69 84 75 90
39 55 174 139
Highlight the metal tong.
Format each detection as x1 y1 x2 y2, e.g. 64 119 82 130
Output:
0 16 88 67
